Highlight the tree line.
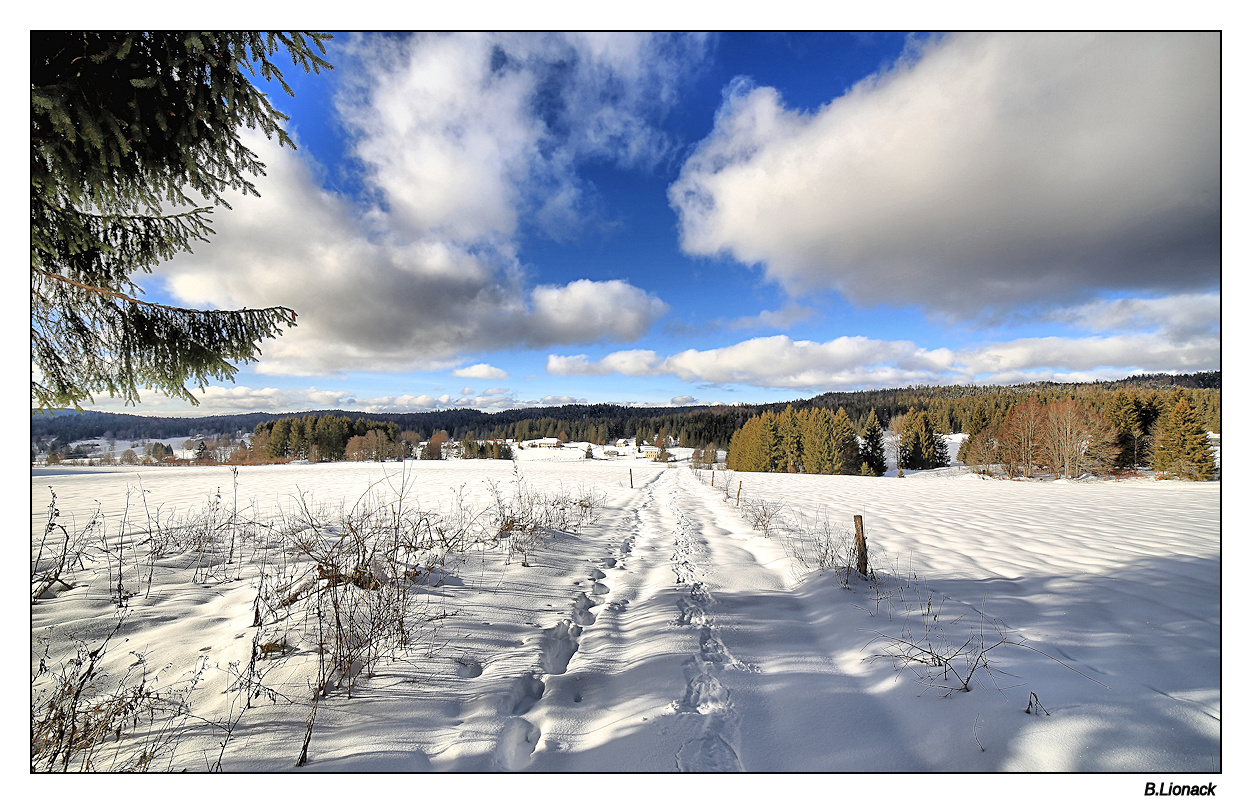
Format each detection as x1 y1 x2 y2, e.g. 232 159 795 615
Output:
726 406 943 476
958 387 1216 480
33 374 1219 468
232 414 520 464
723 384 1215 481
802 377 1220 440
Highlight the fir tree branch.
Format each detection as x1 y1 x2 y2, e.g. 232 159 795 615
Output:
35 269 295 323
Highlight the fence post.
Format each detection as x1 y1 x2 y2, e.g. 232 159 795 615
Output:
629 468 633 489
853 515 868 577
735 481 742 507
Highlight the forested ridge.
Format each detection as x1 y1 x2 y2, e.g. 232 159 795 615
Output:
32 372 1220 457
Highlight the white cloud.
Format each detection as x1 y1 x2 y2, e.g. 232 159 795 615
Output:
348 391 525 413
528 280 669 344
155 137 667 376
549 323 1219 391
340 32 708 242
151 33 706 377
118 385 360 415
453 364 509 380
955 333 1218 377
1046 293 1220 340
726 303 817 331
85 384 540 415
546 350 663 377
670 32 1219 318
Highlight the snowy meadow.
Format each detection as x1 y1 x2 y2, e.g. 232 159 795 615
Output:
30 440 1220 782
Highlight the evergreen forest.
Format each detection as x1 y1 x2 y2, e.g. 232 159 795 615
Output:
32 373 1219 477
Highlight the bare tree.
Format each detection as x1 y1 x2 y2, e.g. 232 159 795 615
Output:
1041 400 1119 478
963 428 1000 475
998 399 1046 478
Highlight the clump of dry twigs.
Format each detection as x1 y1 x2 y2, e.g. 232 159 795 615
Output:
31 489 100 602
31 616 203 772
859 587 1109 697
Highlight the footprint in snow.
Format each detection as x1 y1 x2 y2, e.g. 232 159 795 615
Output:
571 591 598 626
539 619 582 675
502 671 545 716
455 658 483 678
495 717 541 771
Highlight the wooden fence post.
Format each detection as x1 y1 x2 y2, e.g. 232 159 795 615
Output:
853 515 868 577
629 468 633 489
735 481 742 507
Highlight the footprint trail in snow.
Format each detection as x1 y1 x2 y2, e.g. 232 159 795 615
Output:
661 472 746 772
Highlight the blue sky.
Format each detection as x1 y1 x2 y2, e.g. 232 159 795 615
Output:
91 32 1220 416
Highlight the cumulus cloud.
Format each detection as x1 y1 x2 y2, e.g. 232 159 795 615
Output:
153 33 703 376
179 385 357 414
528 280 669 344
549 307 1219 391
453 364 509 380
156 136 667 376
339 32 709 242
89 383 555 416
1045 292 1220 341
346 391 525 413
670 32 1219 318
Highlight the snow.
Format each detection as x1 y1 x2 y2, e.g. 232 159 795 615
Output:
29 444 1223 789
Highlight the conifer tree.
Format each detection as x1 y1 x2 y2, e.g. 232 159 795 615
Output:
829 407 860 474
266 418 291 460
858 410 887 476
760 411 785 473
288 416 307 459
1138 390 1164 437
899 408 947 470
32 32 332 410
727 416 763 472
778 405 803 472
1106 389 1143 467
929 411 950 467
964 400 989 436
1151 399 1216 480
897 408 923 470
801 407 836 474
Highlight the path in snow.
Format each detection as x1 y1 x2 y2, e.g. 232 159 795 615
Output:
32 457 1220 772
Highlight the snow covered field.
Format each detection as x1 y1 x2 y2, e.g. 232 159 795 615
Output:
31 443 1221 784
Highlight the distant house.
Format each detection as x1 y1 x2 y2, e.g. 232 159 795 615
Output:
641 444 660 455
535 437 562 448
604 449 619 457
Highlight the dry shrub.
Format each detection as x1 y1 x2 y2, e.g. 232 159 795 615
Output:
31 617 202 772
32 489 100 602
